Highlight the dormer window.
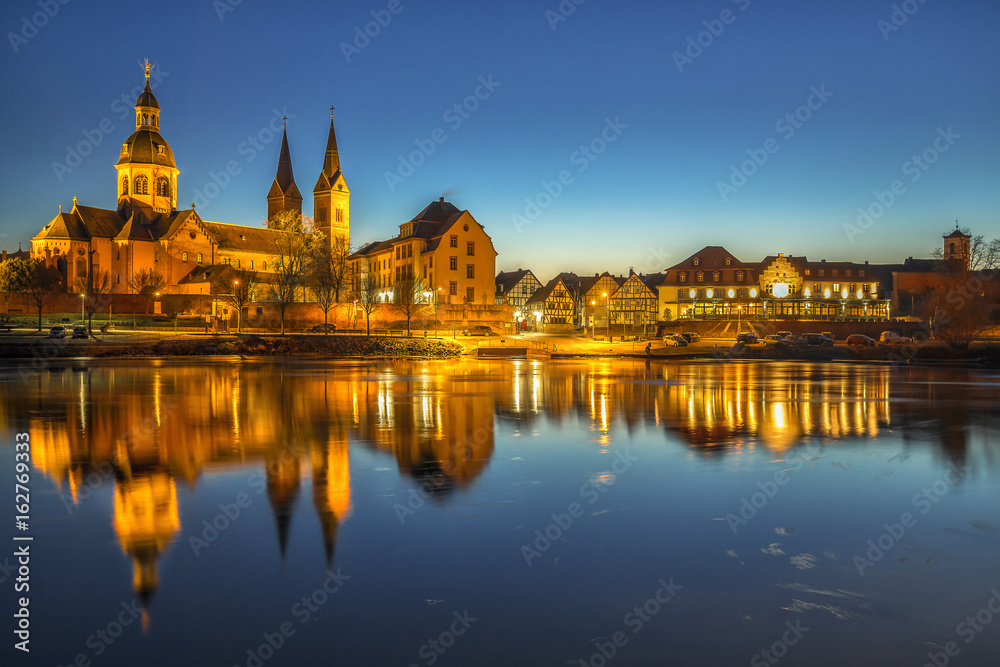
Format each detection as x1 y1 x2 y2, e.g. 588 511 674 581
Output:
725 258 731 266
678 272 687 283
696 272 704 282
121 144 130 156
693 258 700 266
736 271 745 282
155 144 165 155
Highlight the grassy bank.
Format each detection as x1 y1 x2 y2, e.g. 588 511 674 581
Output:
1 334 463 359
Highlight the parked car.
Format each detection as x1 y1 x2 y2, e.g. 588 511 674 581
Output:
821 331 835 341
777 331 793 340
846 334 876 347
463 325 495 336
802 333 834 347
680 332 701 343
72 325 88 339
880 331 912 345
663 334 688 347
48 326 66 339
736 333 758 345
762 334 788 345
310 323 338 333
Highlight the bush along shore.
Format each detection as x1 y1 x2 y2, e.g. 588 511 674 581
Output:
2 334 463 359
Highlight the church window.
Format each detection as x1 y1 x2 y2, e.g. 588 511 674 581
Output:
182 252 188 263
143 114 148 125
236 259 241 268
156 177 170 197
135 175 148 195
336 208 343 222
949 242 955 255
197 253 203 263
121 177 128 195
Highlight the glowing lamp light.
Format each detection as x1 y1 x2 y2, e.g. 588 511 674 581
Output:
857 290 863 299
749 288 758 298
804 288 811 298
772 282 789 298
706 289 714 298
727 289 735 298
824 289 831 299
688 289 696 299
514 311 522 321
842 289 848 299
533 311 542 321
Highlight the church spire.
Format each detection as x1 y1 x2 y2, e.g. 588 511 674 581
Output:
322 107 341 180
267 117 303 221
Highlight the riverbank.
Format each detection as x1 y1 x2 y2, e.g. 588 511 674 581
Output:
0 333 464 359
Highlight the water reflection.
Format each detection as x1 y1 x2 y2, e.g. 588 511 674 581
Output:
9 359 1000 629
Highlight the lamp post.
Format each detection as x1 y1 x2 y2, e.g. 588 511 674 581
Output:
79 293 85 325
590 300 596 338
514 310 522 335
603 292 609 340
688 289 697 321
749 288 759 320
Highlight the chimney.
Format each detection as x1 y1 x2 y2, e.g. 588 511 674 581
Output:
865 260 869 265
821 259 826 263
438 196 444 202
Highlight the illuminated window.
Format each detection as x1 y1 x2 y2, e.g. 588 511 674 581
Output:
335 208 343 222
197 253 203 263
135 175 148 195
679 272 687 282
156 177 170 197
249 260 254 270
182 251 188 263
121 177 128 195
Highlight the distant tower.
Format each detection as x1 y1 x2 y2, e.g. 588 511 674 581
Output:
943 225 971 270
267 118 303 221
313 107 350 247
116 60 179 216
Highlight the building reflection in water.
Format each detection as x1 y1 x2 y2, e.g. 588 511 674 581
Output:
17 358 997 623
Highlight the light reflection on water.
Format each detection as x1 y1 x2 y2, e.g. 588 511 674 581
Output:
1 358 999 666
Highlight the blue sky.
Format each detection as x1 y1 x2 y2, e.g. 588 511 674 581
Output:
1 0 998 278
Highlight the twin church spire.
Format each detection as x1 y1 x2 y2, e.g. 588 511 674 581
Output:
267 109 350 246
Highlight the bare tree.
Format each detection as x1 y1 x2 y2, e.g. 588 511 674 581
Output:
1 258 60 331
356 270 381 336
267 211 323 335
391 274 429 336
931 228 1000 271
74 269 112 333
926 273 1000 349
213 269 257 334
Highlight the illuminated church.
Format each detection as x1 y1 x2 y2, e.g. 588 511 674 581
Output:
30 62 349 295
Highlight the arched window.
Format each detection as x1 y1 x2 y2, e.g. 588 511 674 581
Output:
262 261 266 271
249 260 254 270
156 177 170 197
737 271 745 282
182 252 188 263
121 176 128 195
949 242 955 255
197 252 203 263
678 272 687 283
236 259 241 268
693 258 700 266
135 175 148 195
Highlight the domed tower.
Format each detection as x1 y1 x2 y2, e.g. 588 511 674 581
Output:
116 61 179 216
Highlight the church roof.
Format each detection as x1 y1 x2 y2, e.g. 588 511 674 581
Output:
268 127 302 201
201 221 283 254
176 264 236 285
135 78 159 110
944 228 970 239
115 213 156 242
117 129 176 168
35 211 90 241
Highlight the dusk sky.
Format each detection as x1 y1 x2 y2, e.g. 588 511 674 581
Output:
1 0 998 278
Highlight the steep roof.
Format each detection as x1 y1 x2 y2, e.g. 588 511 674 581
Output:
176 264 236 285
268 127 302 200
34 211 90 241
944 228 970 239
525 276 574 306
201 221 283 254
495 269 532 292
411 198 462 224
667 246 744 271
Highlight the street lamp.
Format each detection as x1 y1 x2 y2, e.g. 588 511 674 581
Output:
533 310 542 333
688 288 696 320
602 292 610 339
79 293 85 324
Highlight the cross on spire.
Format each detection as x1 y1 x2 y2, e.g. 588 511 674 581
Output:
141 58 152 80
330 105 335 118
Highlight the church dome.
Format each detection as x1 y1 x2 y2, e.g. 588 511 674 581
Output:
117 129 175 168
136 81 160 110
